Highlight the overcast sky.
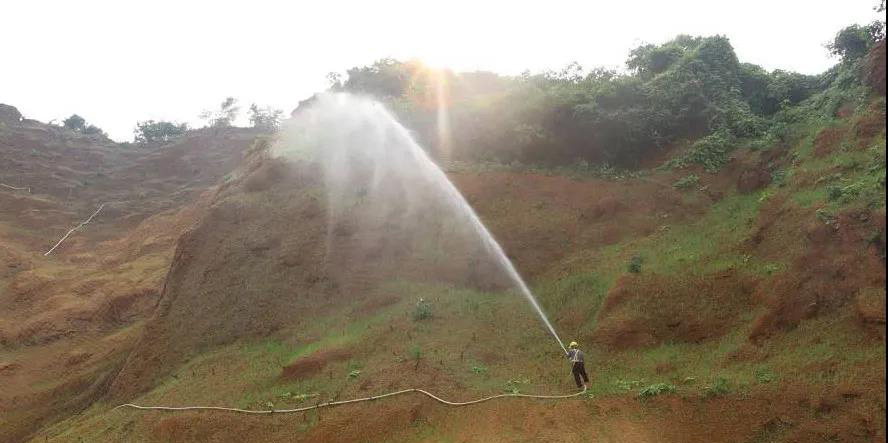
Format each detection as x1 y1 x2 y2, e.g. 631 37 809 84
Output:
1 1 883 141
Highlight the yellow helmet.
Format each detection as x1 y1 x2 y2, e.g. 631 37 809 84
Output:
569 341 579 349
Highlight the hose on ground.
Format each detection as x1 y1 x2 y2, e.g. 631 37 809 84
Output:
115 386 587 415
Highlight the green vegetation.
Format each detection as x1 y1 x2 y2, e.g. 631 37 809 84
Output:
248 104 284 131
62 114 86 131
200 96 241 127
827 21 885 62
20 9 886 442
666 130 736 172
408 343 423 369
133 119 188 143
638 382 676 398
504 378 529 394
412 298 432 321
754 367 777 384
62 113 106 137
672 174 700 190
703 376 732 398
327 35 832 169
627 255 644 273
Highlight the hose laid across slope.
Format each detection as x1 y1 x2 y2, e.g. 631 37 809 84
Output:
115 386 587 415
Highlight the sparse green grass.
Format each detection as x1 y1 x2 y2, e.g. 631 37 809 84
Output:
786 121 885 214
702 376 731 398
573 190 774 285
792 186 828 208
534 271 610 320
470 364 489 376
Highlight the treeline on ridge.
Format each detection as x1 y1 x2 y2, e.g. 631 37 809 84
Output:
328 27 885 169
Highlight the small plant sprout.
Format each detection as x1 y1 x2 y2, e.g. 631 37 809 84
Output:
412 298 432 321
409 344 423 370
627 255 644 274
754 367 777 384
504 378 529 394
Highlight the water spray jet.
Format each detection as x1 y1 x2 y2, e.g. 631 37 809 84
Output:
277 93 567 355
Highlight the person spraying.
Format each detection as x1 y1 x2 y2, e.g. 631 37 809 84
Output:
566 341 589 390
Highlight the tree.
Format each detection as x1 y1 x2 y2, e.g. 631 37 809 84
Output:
827 23 885 62
331 33 824 168
133 120 189 143
326 72 344 90
248 104 284 131
343 58 415 97
62 114 106 137
82 124 104 136
62 114 86 131
199 97 240 127
739 64 818 115
627 43 685 78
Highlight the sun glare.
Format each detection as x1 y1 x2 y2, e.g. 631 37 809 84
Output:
416 48 462 71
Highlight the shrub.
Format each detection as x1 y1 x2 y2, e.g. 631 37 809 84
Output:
134 120 188 143
771 169 787 187
673 174 700 190
627 255 644 274
816 208 838 225
703 377 731 397
248 104 284 131
638 383 676 398
200 97 240 127
827 22 885 63
754 367 777 384
62 114 106 137
408 344 423 370
504 378 529 394
82 124 104 135
667 130 737 172
471 365 488 375
63 114 86 131
412 298 432 321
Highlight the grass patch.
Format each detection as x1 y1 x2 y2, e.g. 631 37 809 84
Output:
578 191 769 282
535 271 610 320
638 382 677 398
702 376 731 398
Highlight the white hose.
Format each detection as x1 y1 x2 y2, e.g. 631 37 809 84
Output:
115 386 586 415
43 203 106 256
0 183 31 193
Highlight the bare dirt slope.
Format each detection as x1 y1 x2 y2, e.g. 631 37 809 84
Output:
0 107 261 443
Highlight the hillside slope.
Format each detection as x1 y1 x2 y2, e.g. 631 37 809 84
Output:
0 109 260 443
26 81 886 443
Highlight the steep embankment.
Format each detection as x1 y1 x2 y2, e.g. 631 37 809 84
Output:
28 82 885 443
0 107 260 443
